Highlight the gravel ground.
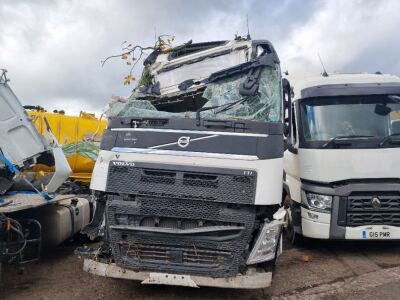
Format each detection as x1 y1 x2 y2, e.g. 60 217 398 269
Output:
1 236 400 299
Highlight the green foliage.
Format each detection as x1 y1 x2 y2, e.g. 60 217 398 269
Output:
139 65 153 87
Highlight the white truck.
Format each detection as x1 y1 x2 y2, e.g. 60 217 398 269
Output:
283 73 400 243
0 69 91 274
82 38 290 289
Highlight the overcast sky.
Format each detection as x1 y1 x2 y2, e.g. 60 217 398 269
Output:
1 0 400 115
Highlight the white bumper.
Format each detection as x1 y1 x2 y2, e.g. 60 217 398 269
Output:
301 207 400 240
83 259 272 289
301 207 331 239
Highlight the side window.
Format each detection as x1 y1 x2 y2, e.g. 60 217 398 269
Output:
392 120 400 135
292 105 297 144
389 104 400 135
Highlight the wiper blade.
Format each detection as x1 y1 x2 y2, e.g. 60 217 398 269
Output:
214 97 250 115
379 133 400 147
321 135 375 148
196 97 249 126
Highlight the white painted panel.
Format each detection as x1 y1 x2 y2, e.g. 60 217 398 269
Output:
91 150 283 205
0 81 48 166
302 218 330 239
298 148 400 183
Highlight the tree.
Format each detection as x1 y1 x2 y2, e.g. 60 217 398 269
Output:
101 35 175 86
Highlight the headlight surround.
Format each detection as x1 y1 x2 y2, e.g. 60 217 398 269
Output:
304 192 332 211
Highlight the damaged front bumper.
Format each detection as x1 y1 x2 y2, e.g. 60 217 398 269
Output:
83 258 272 289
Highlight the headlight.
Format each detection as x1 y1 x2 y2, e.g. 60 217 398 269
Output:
304 192 332 211
246 220 282 265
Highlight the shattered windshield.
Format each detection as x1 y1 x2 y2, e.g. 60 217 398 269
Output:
106 66 282 122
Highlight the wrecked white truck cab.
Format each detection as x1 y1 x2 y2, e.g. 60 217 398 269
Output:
0 69 91 269
0 70 71 193
83 39 290 288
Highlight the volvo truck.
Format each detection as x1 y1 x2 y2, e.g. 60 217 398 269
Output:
283 73 400 243
82 38 290 289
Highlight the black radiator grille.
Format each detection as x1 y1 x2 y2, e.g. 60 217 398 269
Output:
345 192 400 227
347 213 400 226
107 195 257 277
106 162 257 204
119 243 231 268
115 214 242 229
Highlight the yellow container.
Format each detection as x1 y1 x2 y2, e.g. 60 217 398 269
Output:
28 110 107 183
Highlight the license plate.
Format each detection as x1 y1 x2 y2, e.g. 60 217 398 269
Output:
142 272 198 288
362 230 391 239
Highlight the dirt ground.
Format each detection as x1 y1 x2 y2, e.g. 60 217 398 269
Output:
1 236 400 300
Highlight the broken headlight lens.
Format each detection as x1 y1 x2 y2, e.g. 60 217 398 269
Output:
246 220 282 265
305 192 332 211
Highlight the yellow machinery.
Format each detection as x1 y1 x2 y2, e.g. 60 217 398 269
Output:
28 110 107 183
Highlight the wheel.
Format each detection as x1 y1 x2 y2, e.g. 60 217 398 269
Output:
285 203 305 246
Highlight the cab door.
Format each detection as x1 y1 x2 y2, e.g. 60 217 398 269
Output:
0 71 49 167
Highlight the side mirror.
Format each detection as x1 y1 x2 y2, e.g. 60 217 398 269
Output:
375 103 391 116
282 79 292 138
282 78 291 113
282 78 298 154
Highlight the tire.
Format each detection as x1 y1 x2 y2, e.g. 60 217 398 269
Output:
285 203 305 246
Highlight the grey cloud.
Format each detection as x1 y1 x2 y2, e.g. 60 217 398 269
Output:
0 0 399 115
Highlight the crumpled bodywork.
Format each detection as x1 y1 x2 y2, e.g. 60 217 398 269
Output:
106 66 281 122
0 70 49 167
106 39 283 122
83 39 285 284
0 70 71 195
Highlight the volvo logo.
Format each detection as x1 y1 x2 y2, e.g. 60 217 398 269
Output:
177 136 190 148
112 161 135 167
371 196 381 209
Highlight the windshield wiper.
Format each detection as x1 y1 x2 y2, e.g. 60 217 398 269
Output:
196 97 249 126
379 133 400 147
321 135 375 149
214 97 250 115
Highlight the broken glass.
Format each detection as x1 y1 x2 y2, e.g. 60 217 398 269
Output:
106 65 281 122
201 67 281 121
